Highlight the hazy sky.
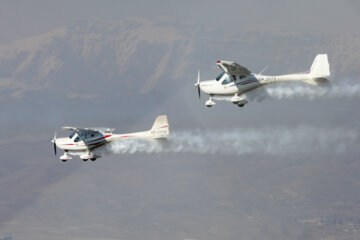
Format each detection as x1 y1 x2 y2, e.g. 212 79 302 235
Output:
1 1 360 239
1 0 359 43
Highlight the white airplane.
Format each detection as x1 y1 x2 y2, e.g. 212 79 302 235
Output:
51 115 169 162
195 54 330 107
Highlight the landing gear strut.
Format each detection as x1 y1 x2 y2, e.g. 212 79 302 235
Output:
205 96 216 107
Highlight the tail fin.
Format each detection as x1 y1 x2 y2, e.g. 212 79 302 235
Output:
149 115 169 139
310 54 330 78
303 54 330 85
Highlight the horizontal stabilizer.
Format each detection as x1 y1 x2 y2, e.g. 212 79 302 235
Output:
304 77 330 86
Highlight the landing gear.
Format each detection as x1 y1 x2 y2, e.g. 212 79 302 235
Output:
236 99 248 108
81 154 91 161
231 93 248 107
205 96 216 107
60 151 72 162
80 153 97 162
231 93 241 104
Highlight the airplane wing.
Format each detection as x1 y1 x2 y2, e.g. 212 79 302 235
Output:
62 126 81 131
216 60 251 77
62 126 114 134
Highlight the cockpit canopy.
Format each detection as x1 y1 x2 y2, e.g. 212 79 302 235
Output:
216 71 233 85
68 131 101 142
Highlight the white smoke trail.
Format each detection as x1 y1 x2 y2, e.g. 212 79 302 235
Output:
107 126 359 156
265 80 360 100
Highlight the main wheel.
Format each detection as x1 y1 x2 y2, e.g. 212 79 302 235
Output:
91 158 96 161
238 104 244 107
61 159 67 162
82 158 88 162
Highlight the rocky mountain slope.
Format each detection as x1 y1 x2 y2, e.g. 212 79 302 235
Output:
0 18 359 102
0 18 194 100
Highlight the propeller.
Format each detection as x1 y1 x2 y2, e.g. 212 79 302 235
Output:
195 70 201 99
51 131 57 156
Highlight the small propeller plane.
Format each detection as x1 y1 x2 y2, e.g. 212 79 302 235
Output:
51 115 169 162
195 54 330 107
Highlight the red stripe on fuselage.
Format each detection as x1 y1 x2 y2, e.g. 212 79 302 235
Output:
119 135 134 138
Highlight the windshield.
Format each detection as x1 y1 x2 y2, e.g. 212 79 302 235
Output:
216 72 225 81
221 74 233 85
69 132 76 139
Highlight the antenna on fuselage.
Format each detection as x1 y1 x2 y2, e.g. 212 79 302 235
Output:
259 65 269 76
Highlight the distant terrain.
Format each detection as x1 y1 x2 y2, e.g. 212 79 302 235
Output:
0 18 360 240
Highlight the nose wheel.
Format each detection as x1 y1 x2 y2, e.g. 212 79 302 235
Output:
205 96 216 107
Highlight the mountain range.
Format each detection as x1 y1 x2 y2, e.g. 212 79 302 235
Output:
0 18 359 102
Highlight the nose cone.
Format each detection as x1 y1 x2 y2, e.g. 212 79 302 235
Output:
199 80 216 94
55 137 71 150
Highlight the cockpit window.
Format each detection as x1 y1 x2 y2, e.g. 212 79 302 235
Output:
221 74 233 85
74 136 81 142
69 132 76 139
216 72 225 81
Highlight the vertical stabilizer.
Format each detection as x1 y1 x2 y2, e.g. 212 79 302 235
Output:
310 54 330 78
302 54 330 85
150 115 169 139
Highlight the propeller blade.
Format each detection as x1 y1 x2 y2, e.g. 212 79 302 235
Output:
51 131 57 156
53 142 57 156
196 70 201 99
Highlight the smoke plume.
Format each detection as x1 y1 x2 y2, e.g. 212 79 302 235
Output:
265 80 360 100
107 126 359 156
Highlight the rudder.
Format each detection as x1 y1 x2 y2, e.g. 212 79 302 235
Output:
150 115 169 139
310 54 330 78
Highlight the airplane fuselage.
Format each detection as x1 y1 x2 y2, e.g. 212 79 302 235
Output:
55 131 154 152
199 72 314 96
196 55 330 107
51 115 170 162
